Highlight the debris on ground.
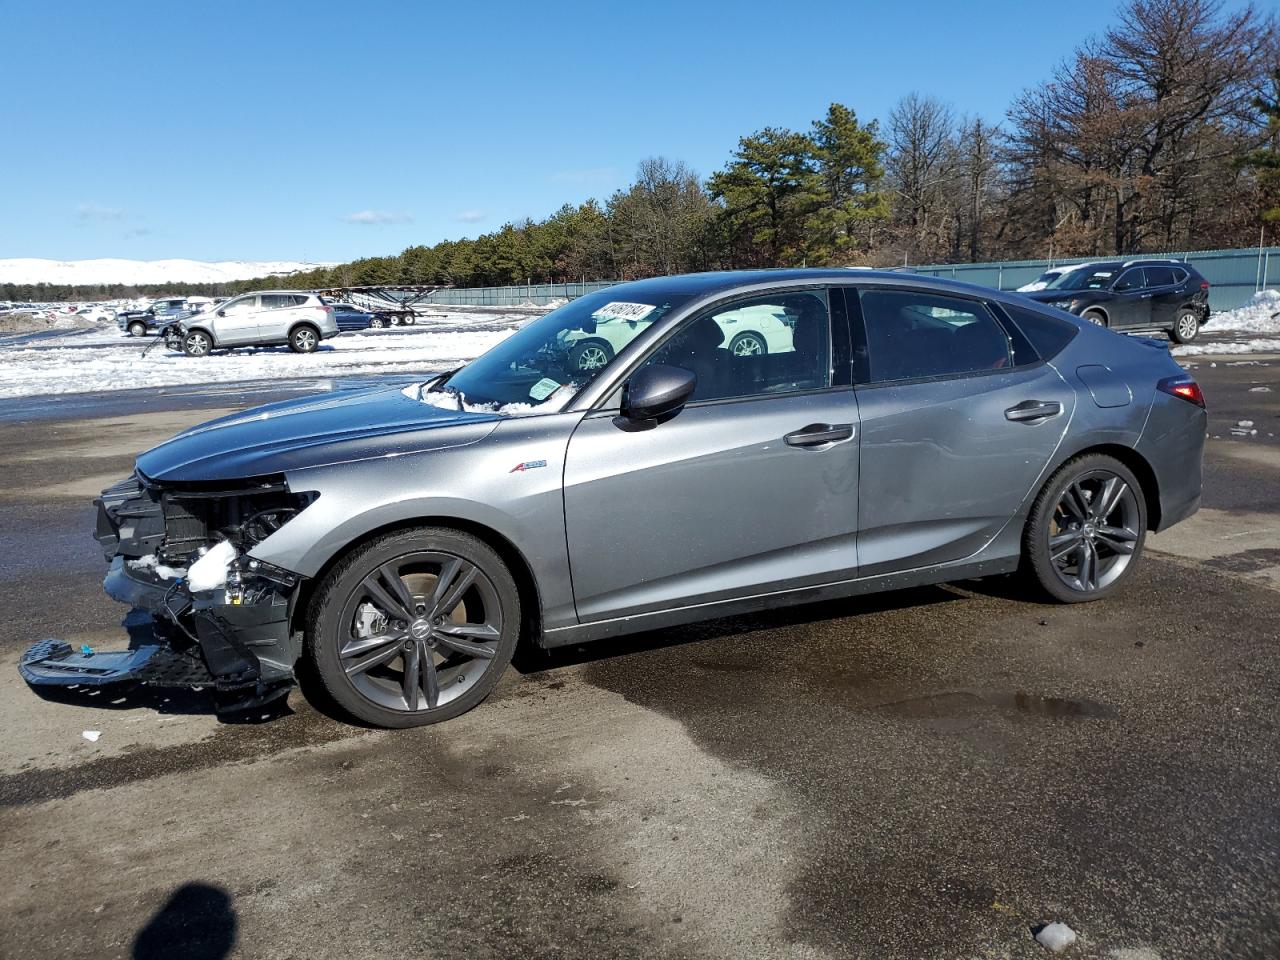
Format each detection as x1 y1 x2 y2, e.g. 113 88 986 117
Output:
1036 921 1078 952
81 730 101 743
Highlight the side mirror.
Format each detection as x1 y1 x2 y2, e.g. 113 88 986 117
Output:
217 309 226 317
622 364 696 422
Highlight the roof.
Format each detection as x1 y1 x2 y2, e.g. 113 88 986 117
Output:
602 268 1014 303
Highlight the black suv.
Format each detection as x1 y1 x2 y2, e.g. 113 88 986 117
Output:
1022 260 1210 343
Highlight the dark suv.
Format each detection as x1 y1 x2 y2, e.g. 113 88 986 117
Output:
1022 260 1210 343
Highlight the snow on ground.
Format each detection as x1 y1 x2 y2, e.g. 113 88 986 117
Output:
0 310 527 399
1171 290 1280 357
0 258 336 286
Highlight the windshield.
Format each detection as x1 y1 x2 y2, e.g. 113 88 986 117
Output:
437 288 690 409
1048 266 1116 291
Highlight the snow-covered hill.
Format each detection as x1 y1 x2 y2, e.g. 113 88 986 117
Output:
0 258 337 287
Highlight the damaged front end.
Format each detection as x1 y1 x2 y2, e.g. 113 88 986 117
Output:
20 471 316 712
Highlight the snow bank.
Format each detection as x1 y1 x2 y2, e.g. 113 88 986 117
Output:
1173 337 1280 357
0 258 337 286
1211 289 1280 334
0 311 525 398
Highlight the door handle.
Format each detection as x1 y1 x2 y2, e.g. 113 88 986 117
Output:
784 423 854 447
1005 400 1062 423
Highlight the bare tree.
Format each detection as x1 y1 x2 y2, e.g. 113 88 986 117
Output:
887 93 956 261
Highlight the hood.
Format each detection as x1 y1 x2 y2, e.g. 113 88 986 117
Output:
1021 290 1076 303
136 385 502 482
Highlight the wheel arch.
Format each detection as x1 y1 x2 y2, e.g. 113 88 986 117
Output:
291 515 544 653
1079 304 1109 325
1040 442 1161 531
186 325 216 346
289 320 321 339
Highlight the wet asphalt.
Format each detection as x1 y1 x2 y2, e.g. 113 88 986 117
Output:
0 356 1276 960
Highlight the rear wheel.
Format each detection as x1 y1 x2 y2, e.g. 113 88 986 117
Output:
569 339 614 372
306 527 520 727
729 331 768 356
1023 454 1146 603
1171 309 1200 344
181 330 212 357
289 324 319 353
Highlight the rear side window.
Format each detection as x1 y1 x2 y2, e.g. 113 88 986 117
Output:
856 290 1011 383
262 294 306 309
1144 266 1177 287
1003 305 1078 361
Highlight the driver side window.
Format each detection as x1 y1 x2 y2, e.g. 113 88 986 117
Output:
1114 269 1144 292
637 291 832 403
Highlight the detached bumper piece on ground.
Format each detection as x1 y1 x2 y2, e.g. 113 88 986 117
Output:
20 472 309 713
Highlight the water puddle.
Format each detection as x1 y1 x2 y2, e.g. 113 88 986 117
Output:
875 690 1116 721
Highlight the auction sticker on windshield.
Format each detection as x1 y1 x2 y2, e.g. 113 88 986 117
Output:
592 301 656 322
529 377 561 401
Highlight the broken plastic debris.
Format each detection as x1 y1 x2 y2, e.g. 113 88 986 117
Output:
80 644 93 657
1036 922 1078 952
81 730 102 743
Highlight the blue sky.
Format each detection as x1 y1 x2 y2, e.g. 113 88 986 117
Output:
0 0 1242 263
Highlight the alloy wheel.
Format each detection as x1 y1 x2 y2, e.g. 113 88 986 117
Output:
1177 314 1198 340
731 334 765 356
336 551 504 714
576 344 610 370
184 332 210 356
1047 470 1140 593
294 328 317 352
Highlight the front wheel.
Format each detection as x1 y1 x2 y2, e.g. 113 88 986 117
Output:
370 316 388 329
569 339 614 372
1171 309 1200 344
1081 310 1108 328
306 527 520 727
128 321 148 337
1022 454 1146 603
181 331 212 357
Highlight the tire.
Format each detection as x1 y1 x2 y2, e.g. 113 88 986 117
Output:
306 527 520 728
401 315 416 326
1081 310 1108 328
569 338 614 372
181 330 212 357
370 316 388 329
1022 453 1147 603
728 331 768 356
289 324 320 354
128 321 148 338
1170 309 1200 344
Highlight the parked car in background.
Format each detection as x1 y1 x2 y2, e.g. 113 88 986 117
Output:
175 291 338 355
561 299 798 371
325 302 395 331
1017 263 1098 292
74 305 116 323
21 270 1206 728
1021 259 1211 342
117 297 194 337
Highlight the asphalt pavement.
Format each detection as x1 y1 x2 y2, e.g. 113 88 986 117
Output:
0 356 1276 960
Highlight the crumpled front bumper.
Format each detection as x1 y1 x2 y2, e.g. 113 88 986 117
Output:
20 485 306 712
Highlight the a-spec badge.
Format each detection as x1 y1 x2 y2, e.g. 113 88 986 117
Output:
509 459 548 473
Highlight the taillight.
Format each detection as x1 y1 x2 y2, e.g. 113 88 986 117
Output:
1158 375 1205 408
1200 281 1209 291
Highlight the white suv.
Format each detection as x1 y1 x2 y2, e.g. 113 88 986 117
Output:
176 291 338 356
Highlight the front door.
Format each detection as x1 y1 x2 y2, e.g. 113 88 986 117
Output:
212 295 262 345
563 289 860 623
848 287 1075 575
1107 267 1152 329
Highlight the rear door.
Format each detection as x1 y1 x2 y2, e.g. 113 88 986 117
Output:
848 287 1074 575
259 294 305 341
562 287 860 622
1107 268 1152 329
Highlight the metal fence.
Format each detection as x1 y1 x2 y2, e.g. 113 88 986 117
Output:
908 246 1279 312
421 280 620 307
413 246 1278 313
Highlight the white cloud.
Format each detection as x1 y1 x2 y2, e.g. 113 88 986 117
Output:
341 210 414 225
455 209 487 223
75 203 124 222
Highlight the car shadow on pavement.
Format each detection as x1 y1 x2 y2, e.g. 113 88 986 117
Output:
131 882 237 960
513 583 965 674
27 682 295 725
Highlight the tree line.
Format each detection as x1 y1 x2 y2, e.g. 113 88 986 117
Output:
8 0 1278 305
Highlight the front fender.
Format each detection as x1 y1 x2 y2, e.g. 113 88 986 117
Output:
249 412 582 630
